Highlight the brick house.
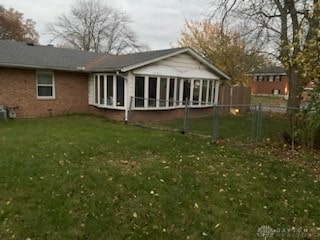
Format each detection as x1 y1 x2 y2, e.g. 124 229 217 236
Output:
250 67 289 96
0 40 229 121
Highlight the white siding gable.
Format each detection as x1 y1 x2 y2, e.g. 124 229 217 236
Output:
132 53 219 79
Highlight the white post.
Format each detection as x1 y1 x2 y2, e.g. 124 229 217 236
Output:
214 80 220 104
190 79 194 106
144 76 149 108
166 77 170 108
156 77 160 108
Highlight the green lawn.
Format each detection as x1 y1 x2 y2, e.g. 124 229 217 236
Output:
251 95 287 107
0 115 319 239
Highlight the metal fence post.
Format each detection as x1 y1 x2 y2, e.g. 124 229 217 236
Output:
251 105 257 144
256 103 263 144
212 105 219 141
182 98 189 134
127 96 134 123
251 103 262 144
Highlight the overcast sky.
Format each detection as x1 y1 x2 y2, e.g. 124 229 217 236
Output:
1 0 211 50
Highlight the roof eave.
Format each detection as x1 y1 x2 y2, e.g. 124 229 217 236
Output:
0 63 87 73
83 68 119 73
119 48 190 72
120 47 230 80
186 48 230 80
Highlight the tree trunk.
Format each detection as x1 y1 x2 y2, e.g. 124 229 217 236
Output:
287 67 302 109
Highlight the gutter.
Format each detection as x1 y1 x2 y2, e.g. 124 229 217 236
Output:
0 63 89 73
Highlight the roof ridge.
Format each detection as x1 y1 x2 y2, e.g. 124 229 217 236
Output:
119 47 187 57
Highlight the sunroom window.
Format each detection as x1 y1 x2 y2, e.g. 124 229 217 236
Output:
93 74 125 108
135 76 145 107
134 75 217 109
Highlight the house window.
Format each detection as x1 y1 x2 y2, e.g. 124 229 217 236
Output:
94 75 99 104
36 71 55 98
275 75 281 81
193 80 200 105
93 74 125 108
135 76 145 107
201 80 207 104
100 75 105 104
117 76 124 106
148 77 157 107
134 75 216 109
183 79 191 104
272 89 280 95
107 75 113 105
160 78 167 107
169 78 175 106
257 76 263 81
269 75 274 82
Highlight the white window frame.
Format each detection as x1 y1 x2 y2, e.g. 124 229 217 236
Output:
92 73 126 110
133 74 216 110
36 70 55 99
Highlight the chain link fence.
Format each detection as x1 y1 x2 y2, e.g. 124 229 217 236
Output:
128 96 305 147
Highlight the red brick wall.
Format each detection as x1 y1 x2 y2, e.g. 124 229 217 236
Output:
0 68 93 118
88 106 126 121
250 75 289 95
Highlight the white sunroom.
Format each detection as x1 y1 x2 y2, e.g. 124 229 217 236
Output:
88 48 229 120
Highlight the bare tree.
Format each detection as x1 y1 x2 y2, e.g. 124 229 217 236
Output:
209 0 320 108
47 0 147 54
0 5 39 43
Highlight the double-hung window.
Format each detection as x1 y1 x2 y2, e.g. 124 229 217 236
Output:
36 71 55 99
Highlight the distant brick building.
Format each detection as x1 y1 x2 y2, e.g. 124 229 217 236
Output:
250 67 289 96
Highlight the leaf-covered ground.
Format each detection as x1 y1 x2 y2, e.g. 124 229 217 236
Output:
0 115 319 239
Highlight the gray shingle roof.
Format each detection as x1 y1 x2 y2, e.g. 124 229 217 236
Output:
0 40 229 79
85 48 187 71
252 66 286 75
0 40 187 72
0 40 104 71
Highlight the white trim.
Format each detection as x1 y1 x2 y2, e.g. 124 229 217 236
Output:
133 104 214 111
144 76 149 107
214 80 220 104
103 75 107 107
179 79 184 106
199 79 203 105
173 78 177 107
113 75 116 107
205 80 210 104
166 77 170 108
190 79 194 105
156 77 160 108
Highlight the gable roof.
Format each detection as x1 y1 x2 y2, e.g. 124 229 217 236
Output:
0 40 229 79
86 47 230 79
